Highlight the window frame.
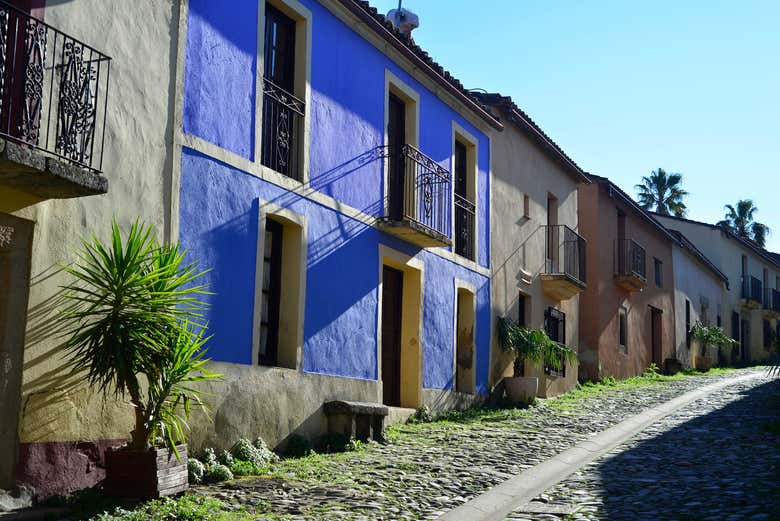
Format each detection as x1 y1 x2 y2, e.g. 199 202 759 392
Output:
654 257 663 287
257 0 312 184
451 121 479 263
543 307 566 377
252 200 308 370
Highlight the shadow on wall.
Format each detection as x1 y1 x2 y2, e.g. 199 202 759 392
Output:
595 377 780 519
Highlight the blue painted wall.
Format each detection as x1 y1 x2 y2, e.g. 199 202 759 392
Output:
180 1 493 393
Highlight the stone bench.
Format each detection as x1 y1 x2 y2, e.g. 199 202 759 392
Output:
323 400 389 442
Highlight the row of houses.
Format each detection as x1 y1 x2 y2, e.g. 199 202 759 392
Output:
0 0 776 499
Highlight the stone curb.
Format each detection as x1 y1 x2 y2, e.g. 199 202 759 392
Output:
436 372 764 521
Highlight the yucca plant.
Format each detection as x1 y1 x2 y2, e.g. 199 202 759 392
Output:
61 220 220 455
498 317 577 376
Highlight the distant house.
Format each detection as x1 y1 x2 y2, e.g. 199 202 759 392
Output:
475 93 589 397
654 214 780 363
578 176 677 380
666 229 729 368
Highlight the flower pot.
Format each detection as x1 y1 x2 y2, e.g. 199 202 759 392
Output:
693 355 712 371
504 376 538 404
104 444 188 498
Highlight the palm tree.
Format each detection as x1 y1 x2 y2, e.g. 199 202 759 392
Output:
635 168 688 216
717 199 770 247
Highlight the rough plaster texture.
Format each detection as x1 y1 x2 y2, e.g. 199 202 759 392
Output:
670 243 726 367
655 215 779 362
7 0 179 492
182 0 491 266
487 118 581 397
578 183 676 381
179 149 491 394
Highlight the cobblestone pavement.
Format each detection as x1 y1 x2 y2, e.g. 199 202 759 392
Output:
507 371 780 521
193 370 769 520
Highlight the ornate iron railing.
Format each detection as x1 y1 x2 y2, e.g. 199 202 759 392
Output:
261 77 304 181
0 2 110 173
743 275 762 303
544 224 586 285
384 143 450 239
615 238 646 280
454 193 475 260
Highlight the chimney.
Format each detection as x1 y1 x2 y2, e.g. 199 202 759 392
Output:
385 5 419 39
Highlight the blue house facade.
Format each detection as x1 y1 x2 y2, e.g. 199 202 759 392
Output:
176 0 501 446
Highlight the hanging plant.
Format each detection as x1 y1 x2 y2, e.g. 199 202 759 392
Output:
498 316 577 377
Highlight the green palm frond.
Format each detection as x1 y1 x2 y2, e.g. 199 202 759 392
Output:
635 168 688 216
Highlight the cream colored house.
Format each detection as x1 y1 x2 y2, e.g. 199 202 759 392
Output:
0 0 179 497
655 214 780 363
475 93 589 397
667 230 729 368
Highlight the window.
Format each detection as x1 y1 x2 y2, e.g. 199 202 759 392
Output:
261 3 305 180
453 138 475 260
731 311 740 342
254 207 307 369
654 258 663 287
544 307 566 377
518 293 528 328
618 307 628 352
764 319 772 348
685 299 691 348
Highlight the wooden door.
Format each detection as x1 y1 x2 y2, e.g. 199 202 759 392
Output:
381 266 403 407
0 213 33 488
387 94 406 220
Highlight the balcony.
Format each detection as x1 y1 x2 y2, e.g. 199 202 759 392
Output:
260 77 304 181
0 2 110 207
614 238 646 292
740 276 762 309
541 224 586 300
764 288 780 318
377 144 451 248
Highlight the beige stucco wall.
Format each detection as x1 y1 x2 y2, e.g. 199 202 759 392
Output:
13 0 179 446
488 118 581 397
671 243 727 367
656 216 779 363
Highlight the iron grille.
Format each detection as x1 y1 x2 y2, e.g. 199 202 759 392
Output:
544 224 586 285
0 1 110 173
615 238 646 280
260 77 304 181
454 193 475 260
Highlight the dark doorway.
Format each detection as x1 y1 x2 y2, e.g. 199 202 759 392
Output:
0 213 34 488
381 266 404 407
387 93 406 220
259 219 283 366
741 319 750 361
650 306 663 367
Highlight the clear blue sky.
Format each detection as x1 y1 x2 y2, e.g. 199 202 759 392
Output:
372 0 780 251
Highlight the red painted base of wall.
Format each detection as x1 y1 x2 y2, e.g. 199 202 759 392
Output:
15 439 127 500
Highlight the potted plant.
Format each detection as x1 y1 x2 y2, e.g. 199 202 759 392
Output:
689 322 738 369
61 221 220 498
498 317 577 403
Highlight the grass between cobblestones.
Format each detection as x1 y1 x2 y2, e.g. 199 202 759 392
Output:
67 367 738 521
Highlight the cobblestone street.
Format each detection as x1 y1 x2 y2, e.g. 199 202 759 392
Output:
507 370 780 521
193 369 778 520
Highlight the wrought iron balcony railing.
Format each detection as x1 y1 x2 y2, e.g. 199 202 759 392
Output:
0 2 110 173
383 143 450 240
454 193 475 261
742 275 762 303
544 224 586 285
261 77 304 181
615 238 646 281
